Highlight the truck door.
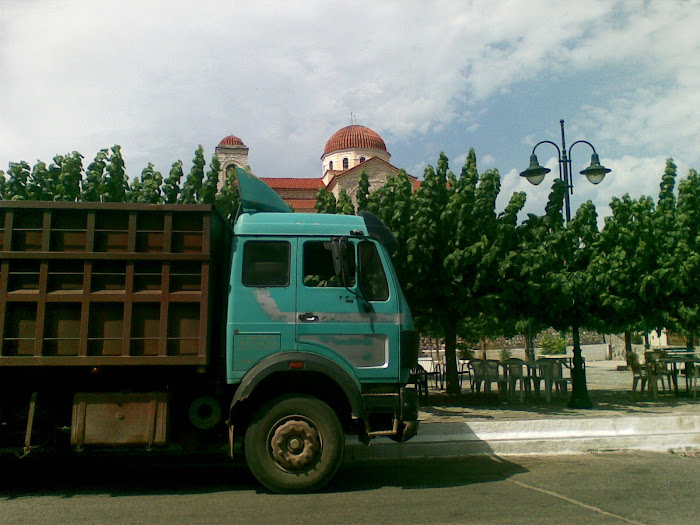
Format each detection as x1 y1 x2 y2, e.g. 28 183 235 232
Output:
229 237 297 382
295 238 399 382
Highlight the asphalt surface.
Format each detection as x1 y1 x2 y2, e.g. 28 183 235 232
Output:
1 452 698 524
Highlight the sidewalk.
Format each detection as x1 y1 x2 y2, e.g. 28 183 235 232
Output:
346 361 700 461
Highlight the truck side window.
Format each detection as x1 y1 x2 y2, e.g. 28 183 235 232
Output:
303 241 356 287
242 241 290 287
359 241 389 301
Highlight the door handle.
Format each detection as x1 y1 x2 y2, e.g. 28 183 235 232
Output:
299 313 319 322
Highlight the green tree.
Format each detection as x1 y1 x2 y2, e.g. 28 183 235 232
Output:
103 145 128 202
519 180 601 407
200 155 221 204
6 161 31 200
56 151 83 201
46 156 65 200
0 170 6 199
650 159 683 338
315 187 336 213
368 151 524 394
356 171 370 212
336 188 355 215
591 193 660 358
162 160 183 204
441 151 525 392
27 161 52 200
215 167 241 221
82 149 109 202
179 145 206 204
128 163 163 204
365 169 415 280
673 167 700 347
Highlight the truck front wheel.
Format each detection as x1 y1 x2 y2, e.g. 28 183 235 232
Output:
244 395 344 493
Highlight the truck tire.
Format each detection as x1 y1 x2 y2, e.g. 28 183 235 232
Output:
244 394 344 493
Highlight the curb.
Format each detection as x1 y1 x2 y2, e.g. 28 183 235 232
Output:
345 414 700 461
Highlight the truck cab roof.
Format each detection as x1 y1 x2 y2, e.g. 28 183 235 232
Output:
234 212 366 238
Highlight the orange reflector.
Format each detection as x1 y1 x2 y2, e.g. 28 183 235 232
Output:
288 361 305 369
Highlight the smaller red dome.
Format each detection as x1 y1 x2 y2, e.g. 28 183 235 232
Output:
218 135 245 147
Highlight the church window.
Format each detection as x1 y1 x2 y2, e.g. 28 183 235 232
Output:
360 157 366 163
342 158 349 169
329 161 333 170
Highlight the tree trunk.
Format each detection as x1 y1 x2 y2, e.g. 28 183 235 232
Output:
443 321 461 395
624 330 633 367
526 319 535 362
687 330 695 351
568 323 592 409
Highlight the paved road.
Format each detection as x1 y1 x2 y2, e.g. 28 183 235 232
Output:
1 452 698 524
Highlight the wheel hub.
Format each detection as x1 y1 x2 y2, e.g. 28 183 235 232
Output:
269 418 321 471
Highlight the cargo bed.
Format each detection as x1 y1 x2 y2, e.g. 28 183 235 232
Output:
0 202 230 367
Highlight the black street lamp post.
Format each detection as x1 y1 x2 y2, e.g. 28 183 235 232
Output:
520 119 611 409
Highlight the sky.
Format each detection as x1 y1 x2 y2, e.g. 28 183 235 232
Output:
2 0 700 221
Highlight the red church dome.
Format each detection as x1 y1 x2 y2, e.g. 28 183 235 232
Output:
218 135 245 146
323 125 387 156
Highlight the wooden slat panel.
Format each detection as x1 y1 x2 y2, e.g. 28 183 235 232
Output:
79 211 96 357
0 205 223 367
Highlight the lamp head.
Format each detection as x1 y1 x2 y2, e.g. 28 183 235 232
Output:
519 154 550 186
580 153 611 184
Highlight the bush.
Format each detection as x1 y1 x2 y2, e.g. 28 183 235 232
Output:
538 333 566 355
457 342 475 360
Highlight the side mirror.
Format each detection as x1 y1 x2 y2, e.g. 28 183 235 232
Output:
331 237 353 287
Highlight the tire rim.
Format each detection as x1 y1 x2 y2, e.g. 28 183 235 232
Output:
267 415 322 472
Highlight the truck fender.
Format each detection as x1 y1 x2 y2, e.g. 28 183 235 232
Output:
228 352 365 421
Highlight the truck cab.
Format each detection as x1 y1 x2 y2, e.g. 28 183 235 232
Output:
226 169 419 492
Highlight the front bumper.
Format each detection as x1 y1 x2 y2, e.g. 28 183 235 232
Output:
359 385 419 443
398 386 419 442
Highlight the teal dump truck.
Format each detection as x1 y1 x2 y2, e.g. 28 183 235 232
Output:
0 169 419 493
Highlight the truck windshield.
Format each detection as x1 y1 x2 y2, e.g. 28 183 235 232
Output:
358 241 389 301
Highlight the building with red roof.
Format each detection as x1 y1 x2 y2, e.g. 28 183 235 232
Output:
215 124 417 213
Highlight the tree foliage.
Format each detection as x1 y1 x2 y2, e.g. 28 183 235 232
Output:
7 161 31 200
82 149 108 202
336 188 355 215
200 155 221 205
215 168 241 220
315 186 336 213
128 163 163 204
179 145 206 204
356 171 370 212
667 164 700 346
367 150 525 393
2 144 241 222
103 145 128 202
162 160 183 204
